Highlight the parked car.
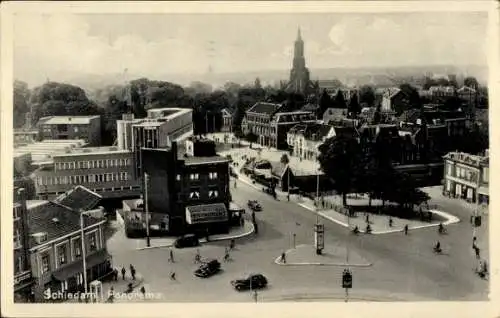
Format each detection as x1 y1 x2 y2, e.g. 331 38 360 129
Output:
194 259 221 278
247 200 262 211
174 234 200 248
231 273 268 291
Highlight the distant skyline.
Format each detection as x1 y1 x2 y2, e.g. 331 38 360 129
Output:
14 12 488 87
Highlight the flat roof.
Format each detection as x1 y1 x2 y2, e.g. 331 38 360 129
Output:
42 115 100 125
14 139 87 162
183 156 229 166
52 146 132 157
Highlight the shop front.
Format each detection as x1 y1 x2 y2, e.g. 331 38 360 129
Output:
185 203 229 235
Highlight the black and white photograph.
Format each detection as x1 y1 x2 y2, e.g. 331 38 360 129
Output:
1 1 498 317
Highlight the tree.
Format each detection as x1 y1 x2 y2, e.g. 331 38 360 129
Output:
359 85 376 107
318 135 363 206
13 80 31 128
245 132 258 147
333 90 347 109
383 172 430 210
318 89 333 119
372 103 382 124
280 153 290 165
347 91 361 117
398 83 421 112
464 76 479 89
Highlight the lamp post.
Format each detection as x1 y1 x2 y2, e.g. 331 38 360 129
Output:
144 173 151 247
80 209 104 296
314 168 324 255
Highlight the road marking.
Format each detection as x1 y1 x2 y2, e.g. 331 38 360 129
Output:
273 245 372 267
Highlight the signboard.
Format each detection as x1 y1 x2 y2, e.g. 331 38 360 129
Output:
342 269 352 289
314 224 324 250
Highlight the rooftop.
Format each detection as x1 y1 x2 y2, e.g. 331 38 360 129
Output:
14 139 87 163
246 102 282 116
41 115 100 125
52 146 131 157
183 156 230 166
28 201 104 248
54 186 102 212
444 151 488 167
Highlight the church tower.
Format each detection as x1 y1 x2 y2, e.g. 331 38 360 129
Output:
287 27 312 95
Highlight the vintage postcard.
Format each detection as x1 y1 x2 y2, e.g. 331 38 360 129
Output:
1 1 498 318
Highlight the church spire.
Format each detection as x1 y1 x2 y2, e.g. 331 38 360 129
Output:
297 27 302 41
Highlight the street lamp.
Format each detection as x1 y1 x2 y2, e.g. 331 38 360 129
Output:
144 173 151 247
314 167 324 255
80 209 104 296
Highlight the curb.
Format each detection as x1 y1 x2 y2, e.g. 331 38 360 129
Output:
135 223 255 251
298 203 461 235
273 245 372 267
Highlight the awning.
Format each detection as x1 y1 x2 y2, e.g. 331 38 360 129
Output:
185 203 228 225
52 250 111 281
478 186 489 196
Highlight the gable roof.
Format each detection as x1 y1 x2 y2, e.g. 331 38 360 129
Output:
221 108 233 117
28 201 103 248
54 185 102 212
246 102 282 116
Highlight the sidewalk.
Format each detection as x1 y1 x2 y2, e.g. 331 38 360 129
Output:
66 272 145 303
275 244 372 267
134 221 255 250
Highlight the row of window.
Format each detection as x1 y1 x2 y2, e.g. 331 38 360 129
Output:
179 172 219 181
446 164 480 183
188 190 219 199
37 172 130 186
39 231 100 275
55 158 132 171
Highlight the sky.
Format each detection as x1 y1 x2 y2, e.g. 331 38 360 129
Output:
13 12 488 87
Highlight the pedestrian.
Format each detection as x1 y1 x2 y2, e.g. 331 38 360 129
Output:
365 214 369 224
108 287 115 303
240 217 245 227
224 252 230 262
121 267 126 280
113 268 118 281
170 271 176 280
475 246 481 259
281 252 286 264
130 265 136 281
253 290 258 303
169 249 174 263
230 239 235 250
404 225 408 235
389 217 393 228
140 286 146 298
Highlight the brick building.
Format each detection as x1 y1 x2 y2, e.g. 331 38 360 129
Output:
38 115 102 146
27 186 112 302
443 150 489 205
123 140 231 237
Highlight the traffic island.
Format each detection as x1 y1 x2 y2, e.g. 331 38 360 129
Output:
275 244 372 267
135 221 255 251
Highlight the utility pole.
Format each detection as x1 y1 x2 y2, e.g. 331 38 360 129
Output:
144 173 151 247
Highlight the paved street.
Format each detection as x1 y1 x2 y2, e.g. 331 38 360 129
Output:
106 176 488 302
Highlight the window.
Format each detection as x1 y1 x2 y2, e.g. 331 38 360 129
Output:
208 190 219 198
41 253 50 274
209 172 218 180
483 168 489 183
114 159 118 166
15 256 23 273
73 238 82 258
88 232 98 251
106 173 112 182
447 164 452 176
176 174 181 181
189 191 200 199
189 173 199 180
109 159 114 167
57 245 67 266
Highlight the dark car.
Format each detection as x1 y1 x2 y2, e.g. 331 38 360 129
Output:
174 234 199 248
231 273 268 291
194 259 221 278
247 200 262 212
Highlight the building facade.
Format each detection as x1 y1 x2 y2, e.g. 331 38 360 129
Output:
221 108 233 132
28 194 112 302
31 147 139 200
287 123 336 161
443 151 489 205
124 141 231 236
38 116 102 146
14 188 35 302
